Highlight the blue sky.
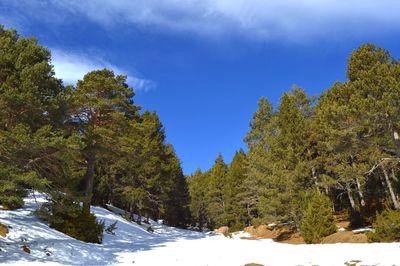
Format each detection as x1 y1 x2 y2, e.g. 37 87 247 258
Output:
2 0 400 174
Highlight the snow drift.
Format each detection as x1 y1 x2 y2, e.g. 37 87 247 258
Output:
1 192 399 266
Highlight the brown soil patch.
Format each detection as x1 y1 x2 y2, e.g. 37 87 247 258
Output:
244 225 277 239
243 224 305 243
243 222 366 244
336 220 351 229
0 223 9 237
245 264 264 266
334 212 351 229
279 232 305 244
322 231 368 244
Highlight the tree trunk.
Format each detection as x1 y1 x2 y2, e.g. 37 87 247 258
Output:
137 211 142 225
346 182 356 211
83 151 96 212
355 178 366 207
393 130 400 157
324 186 335 212
390 168 400 202
391 168 399 182
312 167 320 194
381 165 400 210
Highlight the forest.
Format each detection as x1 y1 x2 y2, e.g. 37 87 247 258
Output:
1 24 400 244
0 25 190 243
187 44 400 242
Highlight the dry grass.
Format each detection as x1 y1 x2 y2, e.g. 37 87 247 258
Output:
322 231 368 244
0 222 9 238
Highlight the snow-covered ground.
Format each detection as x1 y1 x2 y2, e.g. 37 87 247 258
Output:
1 193 399 266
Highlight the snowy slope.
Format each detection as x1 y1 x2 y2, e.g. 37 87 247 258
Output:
1 192 400 266
0 192 207 265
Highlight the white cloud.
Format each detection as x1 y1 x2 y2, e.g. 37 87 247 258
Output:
51 49 155 92
2 0 399 41
53 0 399 40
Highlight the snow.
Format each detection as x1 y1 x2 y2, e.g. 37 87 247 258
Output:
352 227 374 233
231 231 252 239
1 192 400 266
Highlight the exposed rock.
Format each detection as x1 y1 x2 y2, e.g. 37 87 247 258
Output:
22 245 31 254
0 223 9 238
215 226 229 235
245 263 264 266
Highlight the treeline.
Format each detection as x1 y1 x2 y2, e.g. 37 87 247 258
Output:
188 44 400 237
0 26 190 242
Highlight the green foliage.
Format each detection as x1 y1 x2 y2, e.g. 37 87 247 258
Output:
224 149 249 229
0 25 68 209
105 221 118 235
205 154 228 228
188 169 209 228
38 197 104 244
0 24 190 241
0 194 24 210
2 23 400 243
69 69 140 211
300 193 336 244
248 88 315 226
368 208 400 242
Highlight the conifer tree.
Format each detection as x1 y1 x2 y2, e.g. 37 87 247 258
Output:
69 69 139 212
244 97 275 224
224 149 249 230
300 192 336 244
258 88 314 225
161 145 191 227
206 154 228 228
0 26 78 209
188 169 209 229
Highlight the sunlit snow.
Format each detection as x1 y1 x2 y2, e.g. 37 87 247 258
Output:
1 192 399 266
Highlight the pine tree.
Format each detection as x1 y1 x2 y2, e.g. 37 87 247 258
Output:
206 154 228 228
257 88 314 225
244 96 274 148
224 149 249 230
244 97 275 224
161 144 191 228
188 169 212 229
300 192 336 244
69 69 139 212
0 25 79 209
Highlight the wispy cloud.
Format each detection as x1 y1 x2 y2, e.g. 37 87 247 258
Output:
51 49 156 92
1 0 399 41
4 0 398 41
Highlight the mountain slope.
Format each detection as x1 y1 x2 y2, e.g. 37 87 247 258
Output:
1 192 399 266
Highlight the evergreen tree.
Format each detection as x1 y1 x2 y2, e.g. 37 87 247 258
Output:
300 192 336 244
188 169 209 229
161 145 191 227
258 88 314 225
244 96 275 224
224 149 249 230
69 69 139 212
206 154 228 228
0 26 78 209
